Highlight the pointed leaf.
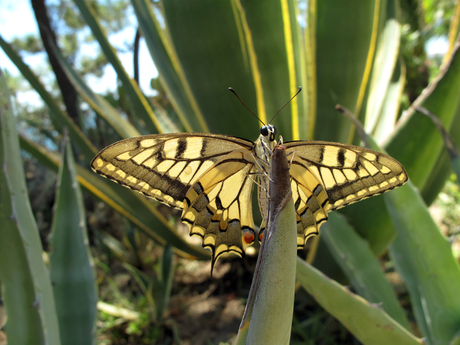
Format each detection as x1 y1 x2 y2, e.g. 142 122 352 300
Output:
386 180 460 344
364 0 400 135
49 137 97 345
73 0 162 134
131 0 208 132
322 213 409 329
296 258 422 345
0 35 97 160
0 71 46 345
0 69 61 345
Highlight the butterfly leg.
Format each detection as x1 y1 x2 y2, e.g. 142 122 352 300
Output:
278 135 284 146
286 150 295 170
252 154 275 183
260 139 274 158
247 173 265 189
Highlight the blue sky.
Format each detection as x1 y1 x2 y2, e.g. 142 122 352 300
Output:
0 0 158 99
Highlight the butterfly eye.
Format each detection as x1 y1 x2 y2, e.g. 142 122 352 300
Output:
260 125 269 137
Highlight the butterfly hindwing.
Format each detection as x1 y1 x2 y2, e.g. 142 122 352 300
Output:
182 149 257 267
289 166 330 247
285 141 408 245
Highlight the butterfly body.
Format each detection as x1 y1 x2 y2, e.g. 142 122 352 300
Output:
91 127 407 266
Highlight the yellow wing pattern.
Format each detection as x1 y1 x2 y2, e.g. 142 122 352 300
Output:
91 132 408 268
182 149 257 269
91 133 257 266
285 141 408 247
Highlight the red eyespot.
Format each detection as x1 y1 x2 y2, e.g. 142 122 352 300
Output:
259 232 264 241
243 232 255 244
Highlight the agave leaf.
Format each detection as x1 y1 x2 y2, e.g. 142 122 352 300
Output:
48 41 140 139
158 245 174 321
315 1 376 142
0 35 96 160
415 106 460 186
386 180 460 345
131 0 208 133
73 0 162 134
422 101 460 203
0 75 46 344
296 257 422 345
373 57 405 143
339 194 396 255
322 212 410 329
0 69 61 344
49 136 97 345
241 0 307 139
98 230 139 266
363 0 400 136
162 0 303 140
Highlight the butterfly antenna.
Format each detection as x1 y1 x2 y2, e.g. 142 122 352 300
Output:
228 87 266 126
268 86 302 124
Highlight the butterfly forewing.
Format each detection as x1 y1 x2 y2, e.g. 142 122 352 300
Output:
91 133 254 210
285 141 408 245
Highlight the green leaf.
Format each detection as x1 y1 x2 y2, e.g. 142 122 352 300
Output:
421 99 460 203
241 0 307 139
0 73 46 345
415 104 460 195
49 137 97 345
386 180 460 345
131 0 208 133
0 35 97 160
363 0 400 136
162 0 302 140
296 257 422 345
315 1 376 142
73 0 162 134
162 0 260 138
48 41 140 139
338 195 396 255
373 57 405 142
98 231 139 266
0 69 61 344
322 212 410 329
158 245 174 321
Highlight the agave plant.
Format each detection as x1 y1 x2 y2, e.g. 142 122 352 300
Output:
1 0 460 344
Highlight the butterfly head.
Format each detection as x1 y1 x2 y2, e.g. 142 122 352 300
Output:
260 125 277 142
